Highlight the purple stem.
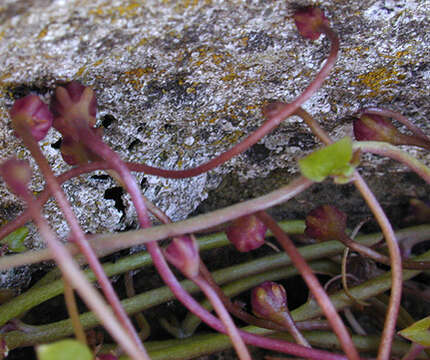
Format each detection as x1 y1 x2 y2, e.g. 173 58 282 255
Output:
14 125 147 356
15 183 147 359
77 121 356 359
193 276 251 360
293 107 403 360
256 211 360 360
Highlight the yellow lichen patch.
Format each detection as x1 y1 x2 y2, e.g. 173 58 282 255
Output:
90 1 141 19
353 65 402 97
37 27 48 39
221 73 239 81
121 67 155 90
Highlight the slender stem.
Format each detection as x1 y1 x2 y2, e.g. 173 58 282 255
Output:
338 232 430 270
14 125 146 356
18 189 147 360
63 279 87 345
278 309 311 348
198 261 295 333
293 102 404 360
256 211 360 360
193 276 251 360
401 342 425 360
352 173 403 360
353 141 430 185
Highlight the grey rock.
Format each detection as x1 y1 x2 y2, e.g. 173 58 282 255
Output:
0 0 429 289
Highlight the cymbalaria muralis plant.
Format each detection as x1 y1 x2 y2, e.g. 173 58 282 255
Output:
0 5 430 360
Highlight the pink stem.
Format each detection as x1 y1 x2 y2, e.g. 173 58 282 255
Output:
17 187 147 359
256 211 360 360
193 276 251 360
353 173 402 360
293 107 403 360
77 121 357 359
15 127 147 356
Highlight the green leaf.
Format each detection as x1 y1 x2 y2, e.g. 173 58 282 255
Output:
0 226 28 252
398 316 430 346
37 340 92 360
298 137 354 182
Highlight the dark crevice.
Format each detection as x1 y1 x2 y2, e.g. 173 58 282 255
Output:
51 138 62 149
104 186 125 216
102 114 116 128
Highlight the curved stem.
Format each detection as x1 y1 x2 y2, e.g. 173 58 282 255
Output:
352 173 403 360
256 211 360 360
338 232 430 270
293 106 403 360
14 126 146 356
16 189 146 360
353 141 430 185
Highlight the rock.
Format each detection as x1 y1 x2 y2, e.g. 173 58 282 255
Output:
0 0 429 289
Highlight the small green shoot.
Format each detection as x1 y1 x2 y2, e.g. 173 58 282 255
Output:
36 339 93 360
298 137 355 183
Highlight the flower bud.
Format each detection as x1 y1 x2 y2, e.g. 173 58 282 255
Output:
353 113 407 144
0 158 32 198
10 95 53 141
51 81 97 139
251 281 288 323
226 215 267 252
293 7 329 41
305 205 347 242
164 235 199 278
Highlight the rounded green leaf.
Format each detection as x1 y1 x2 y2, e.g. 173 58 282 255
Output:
37 339 93 360
0 226 28 252
398 316 430 346
298 137 354 182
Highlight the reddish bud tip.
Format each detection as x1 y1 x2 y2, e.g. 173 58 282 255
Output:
164 235 200 278
10 95 53 141
51 81 97 138
0 158 32 197
251 281 288 323
226 215 267 252
96 354 118 360
305 205 347 242
353 113 406 144
293 7 329 41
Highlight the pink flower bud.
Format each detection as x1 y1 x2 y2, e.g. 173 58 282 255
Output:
0 158 32 198
353 113 406 144
226 215 267 252
305 205 347 242
9 95 53 141
51 81 97 139
164 235 199 278
293 7 329 41
251 281 288 323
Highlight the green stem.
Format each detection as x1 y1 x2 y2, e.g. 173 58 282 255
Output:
1 223 428 327
115 330 426 360
2 261 332 350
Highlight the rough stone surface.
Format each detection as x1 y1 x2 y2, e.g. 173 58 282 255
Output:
0 0 429 290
